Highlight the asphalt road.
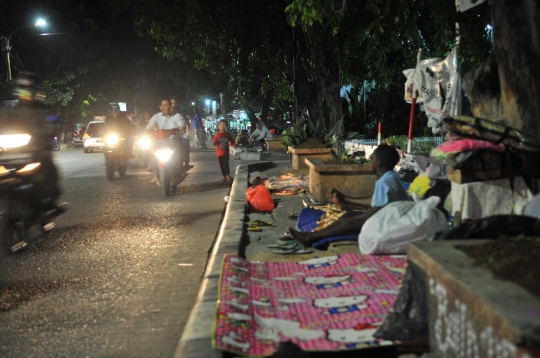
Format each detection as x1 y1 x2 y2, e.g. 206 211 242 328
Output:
0 145 234 357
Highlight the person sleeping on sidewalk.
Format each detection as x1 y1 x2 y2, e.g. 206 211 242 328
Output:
287 144 411 247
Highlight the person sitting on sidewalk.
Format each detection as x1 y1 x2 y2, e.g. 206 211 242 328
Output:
236 129 250 147
287 144 410 247
249 122 272 151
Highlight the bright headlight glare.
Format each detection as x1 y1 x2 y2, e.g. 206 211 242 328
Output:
16 162 41 174
106 134 119 145
155 148 172 163
0 134 31 149
139 137 152 149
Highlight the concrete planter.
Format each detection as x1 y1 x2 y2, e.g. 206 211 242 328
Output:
408 240 540 358
288 146 332 170
266 137 284 151
305 157 376 202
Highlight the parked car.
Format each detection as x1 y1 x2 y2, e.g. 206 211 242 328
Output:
83 120 106 153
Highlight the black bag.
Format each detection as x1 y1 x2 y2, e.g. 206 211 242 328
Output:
374 261 428 341
434 214 540 241
397 167 418 183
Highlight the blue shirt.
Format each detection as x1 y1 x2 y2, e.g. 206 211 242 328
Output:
371 170 410 208
192 114 199 129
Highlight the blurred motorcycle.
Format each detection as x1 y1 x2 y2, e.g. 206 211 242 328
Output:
153 129 182 196
104 132 129 180
136 134 153 168
0 131 66 253
52 136 60 151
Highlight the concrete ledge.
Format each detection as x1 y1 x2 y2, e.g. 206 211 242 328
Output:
233 150 272 161
408 240 540 357
176 164 249 358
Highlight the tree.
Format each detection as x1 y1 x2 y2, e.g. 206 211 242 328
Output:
285 0 492 135
467 0 540 137
109 0 294 129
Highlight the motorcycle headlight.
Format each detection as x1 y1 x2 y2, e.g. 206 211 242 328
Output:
0 134 31 149
138 136 152 150
106 134 119 145
155 148 173 163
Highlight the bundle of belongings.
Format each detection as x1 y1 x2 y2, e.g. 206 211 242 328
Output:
424 115 540 225
286 115 540 256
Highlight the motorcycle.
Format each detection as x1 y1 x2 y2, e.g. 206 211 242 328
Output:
136 134 153 168
153 129 183 196
52 136 60 151
0 133 66 253
104 133 129 180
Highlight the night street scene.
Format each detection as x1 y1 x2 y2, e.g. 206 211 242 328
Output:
1 0 540 357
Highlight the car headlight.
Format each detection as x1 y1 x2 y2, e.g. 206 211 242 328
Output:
0 134 31 149
106 134 119 145
155 148 172 163
138 136 152 150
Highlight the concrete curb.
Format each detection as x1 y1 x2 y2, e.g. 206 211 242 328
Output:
174 164 249 358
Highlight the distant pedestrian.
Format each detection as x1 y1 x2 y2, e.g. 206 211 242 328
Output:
179 125 191 172
213 120 236 181
192 112 202 148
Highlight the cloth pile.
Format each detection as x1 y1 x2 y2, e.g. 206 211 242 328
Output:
264 173 309 195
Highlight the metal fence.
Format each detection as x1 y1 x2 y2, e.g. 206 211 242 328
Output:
346 137 443 147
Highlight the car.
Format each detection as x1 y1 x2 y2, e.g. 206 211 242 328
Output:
83 120 107 153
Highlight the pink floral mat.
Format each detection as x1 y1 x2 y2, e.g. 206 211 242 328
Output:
213 253 407 356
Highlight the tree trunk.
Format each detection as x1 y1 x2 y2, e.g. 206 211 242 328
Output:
258 88 275 125
490 0 540 136
318 70 343 127
305 82 323 128
244 106 258 133
219 93 229 128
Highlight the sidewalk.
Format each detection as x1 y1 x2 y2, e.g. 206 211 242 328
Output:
175 150 415 357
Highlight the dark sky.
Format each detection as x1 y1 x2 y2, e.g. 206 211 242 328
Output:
1 0 154 75
1 0 48 31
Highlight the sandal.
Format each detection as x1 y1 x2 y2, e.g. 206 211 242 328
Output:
247 220 273 227
267 241 298 249
272 244 313 255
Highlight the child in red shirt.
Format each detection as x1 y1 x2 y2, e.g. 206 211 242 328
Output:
213 120 237 181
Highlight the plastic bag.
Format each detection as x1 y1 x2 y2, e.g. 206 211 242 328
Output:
246 185 274 212
358 197 448 254
374 261 428 341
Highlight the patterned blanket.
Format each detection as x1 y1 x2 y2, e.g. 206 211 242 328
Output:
213 253 407 356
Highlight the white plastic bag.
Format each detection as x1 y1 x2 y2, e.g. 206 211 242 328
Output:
358 197 448 255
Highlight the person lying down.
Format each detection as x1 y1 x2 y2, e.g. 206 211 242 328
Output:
287 144 411 247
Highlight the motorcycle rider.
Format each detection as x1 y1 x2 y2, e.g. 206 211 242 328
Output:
0 86 65 219
146 98 187 185
106 103 135 157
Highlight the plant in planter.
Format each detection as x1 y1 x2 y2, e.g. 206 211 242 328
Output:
275 114 329 149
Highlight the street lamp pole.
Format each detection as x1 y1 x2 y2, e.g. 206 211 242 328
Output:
2 19 47 81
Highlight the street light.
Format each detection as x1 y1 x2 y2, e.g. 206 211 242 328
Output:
2 18 47 81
